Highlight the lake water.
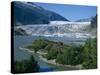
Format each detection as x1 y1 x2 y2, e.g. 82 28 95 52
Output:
14 36 56 72
14 35 87 72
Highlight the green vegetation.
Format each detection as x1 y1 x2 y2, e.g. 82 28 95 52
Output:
26 38 97 69
14 55 39 73
26 39 48 52
56 45 84 65
82 38 97 69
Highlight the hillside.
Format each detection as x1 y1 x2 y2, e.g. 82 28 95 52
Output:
75 17 93 22
12 1 69 25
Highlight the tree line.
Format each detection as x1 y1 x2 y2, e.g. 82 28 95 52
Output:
26 38 97 69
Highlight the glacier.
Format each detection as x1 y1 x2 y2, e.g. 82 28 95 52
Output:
15 21 94 40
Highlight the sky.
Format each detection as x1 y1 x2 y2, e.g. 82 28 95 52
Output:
36 2 97 21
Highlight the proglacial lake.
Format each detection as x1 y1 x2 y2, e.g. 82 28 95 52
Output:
14 35 87 72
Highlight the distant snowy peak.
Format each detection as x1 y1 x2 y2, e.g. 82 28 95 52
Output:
75 17 93 22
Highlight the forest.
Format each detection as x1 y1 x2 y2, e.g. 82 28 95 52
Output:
26 38 97 69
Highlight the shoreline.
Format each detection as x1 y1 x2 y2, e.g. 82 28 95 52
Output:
19 47 83 70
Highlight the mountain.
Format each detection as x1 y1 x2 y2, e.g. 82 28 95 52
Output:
75 17 93 22
14 28 27 35
91 15 97 28
12 1 69 25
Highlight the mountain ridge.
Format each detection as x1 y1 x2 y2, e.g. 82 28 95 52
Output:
13 1 69 25
75 17 93 22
